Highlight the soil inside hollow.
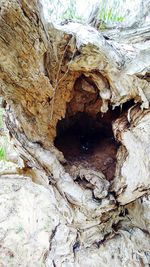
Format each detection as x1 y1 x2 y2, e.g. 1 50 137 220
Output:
54 111 120 181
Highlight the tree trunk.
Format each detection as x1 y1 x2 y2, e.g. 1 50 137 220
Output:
0 0 150 266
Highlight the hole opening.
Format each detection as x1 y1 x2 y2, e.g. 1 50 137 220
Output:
54 71 135 181
54 110 120 181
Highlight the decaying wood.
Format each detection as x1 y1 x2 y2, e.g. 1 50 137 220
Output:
0 0 150 266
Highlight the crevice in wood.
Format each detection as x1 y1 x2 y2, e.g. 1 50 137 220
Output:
54 74 135 182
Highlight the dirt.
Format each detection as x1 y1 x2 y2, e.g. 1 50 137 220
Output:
54 112 119 181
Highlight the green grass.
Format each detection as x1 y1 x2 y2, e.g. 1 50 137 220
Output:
0 108 7 161
98 0 125 28
0 146 6 160
46 0 125 25
99 7 124 24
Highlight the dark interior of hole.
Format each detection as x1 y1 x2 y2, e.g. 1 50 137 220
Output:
54 110 121 181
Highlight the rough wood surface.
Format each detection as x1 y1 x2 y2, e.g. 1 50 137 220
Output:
0 0 150 266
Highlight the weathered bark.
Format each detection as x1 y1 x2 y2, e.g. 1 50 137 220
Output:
0 0 150 266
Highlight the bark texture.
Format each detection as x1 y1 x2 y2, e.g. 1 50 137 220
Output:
0 0 150 266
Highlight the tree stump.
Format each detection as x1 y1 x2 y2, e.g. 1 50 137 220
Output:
0 1 150 266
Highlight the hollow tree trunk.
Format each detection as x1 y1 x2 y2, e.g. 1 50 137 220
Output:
0 1 150 266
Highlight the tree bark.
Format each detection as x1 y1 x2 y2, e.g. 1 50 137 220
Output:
0 0 150 266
